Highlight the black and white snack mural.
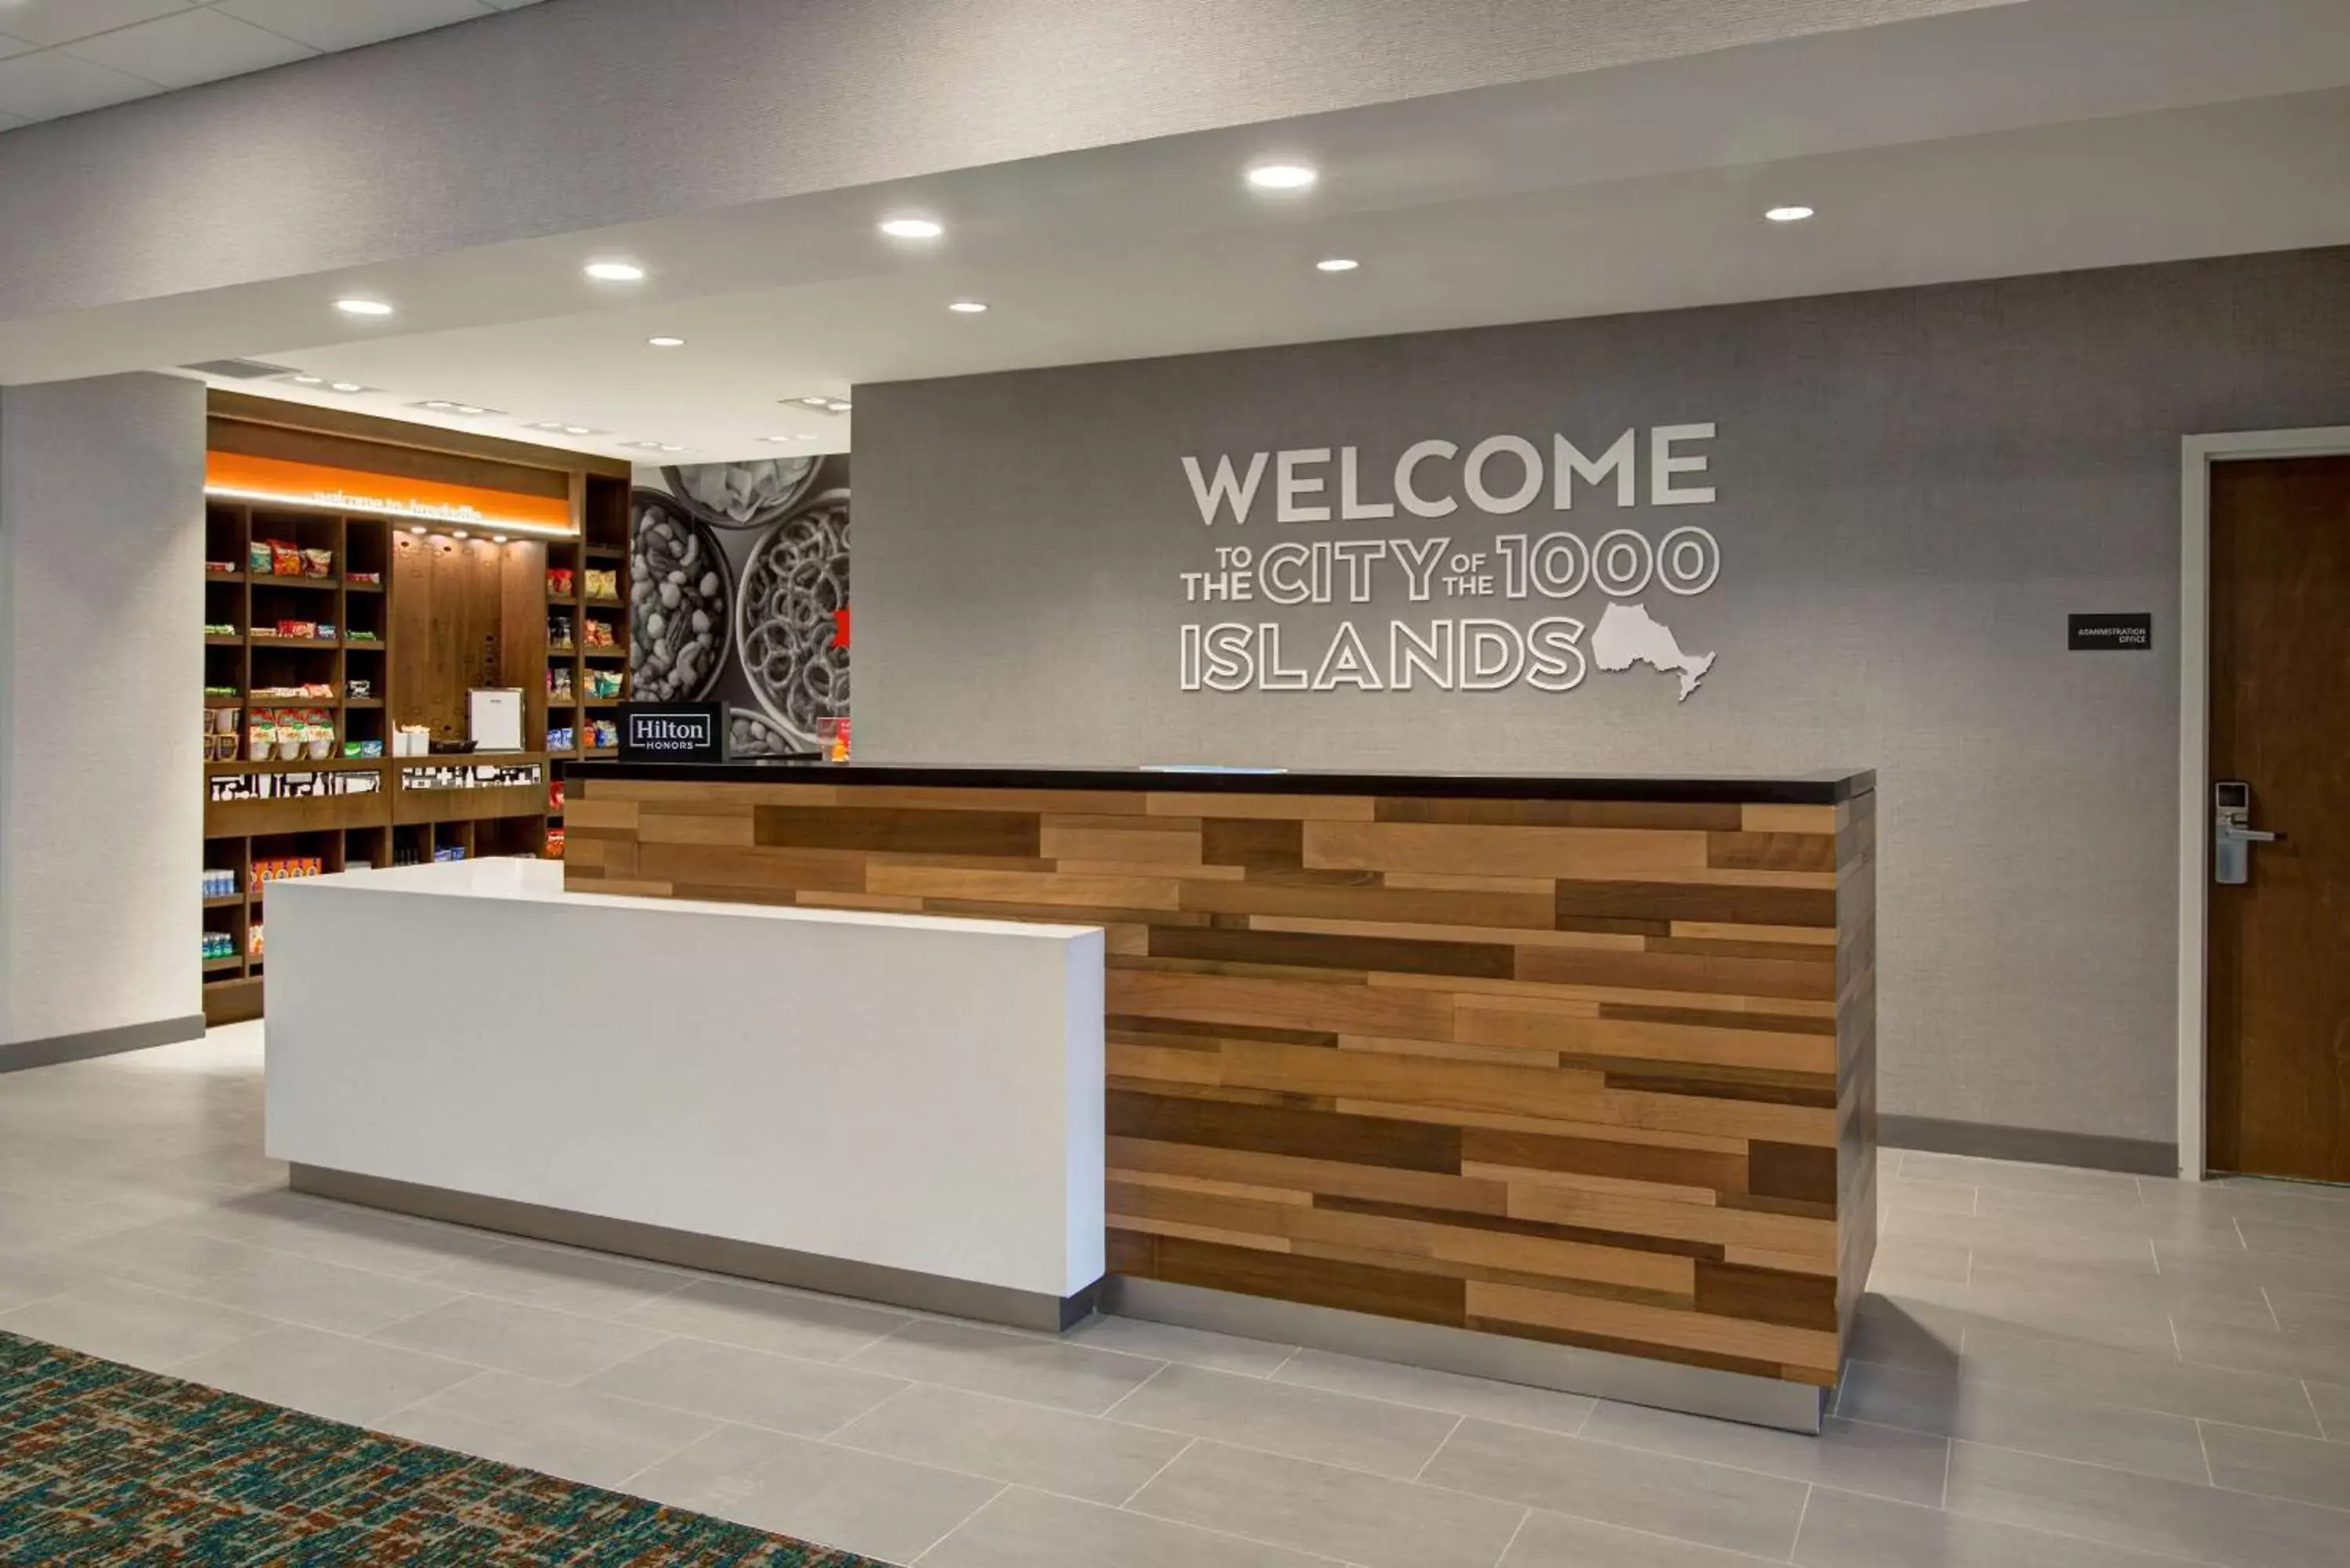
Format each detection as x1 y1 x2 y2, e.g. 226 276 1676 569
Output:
629 456 850 757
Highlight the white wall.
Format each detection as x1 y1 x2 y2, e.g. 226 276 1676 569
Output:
0 373 205 1048
0 0 2002 327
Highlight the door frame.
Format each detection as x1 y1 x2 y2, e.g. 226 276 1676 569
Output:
2176 427 2350 1180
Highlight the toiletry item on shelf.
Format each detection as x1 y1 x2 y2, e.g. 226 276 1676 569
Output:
547 724 574 752
204 930 236 962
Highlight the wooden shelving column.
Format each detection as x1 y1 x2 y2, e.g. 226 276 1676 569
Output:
543 475 634 849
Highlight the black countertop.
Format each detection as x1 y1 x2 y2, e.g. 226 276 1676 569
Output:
568 760 1875 806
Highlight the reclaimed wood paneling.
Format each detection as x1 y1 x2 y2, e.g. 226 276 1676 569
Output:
568 773 1877 1389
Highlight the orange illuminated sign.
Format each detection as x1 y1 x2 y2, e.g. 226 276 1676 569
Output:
204 451 574 535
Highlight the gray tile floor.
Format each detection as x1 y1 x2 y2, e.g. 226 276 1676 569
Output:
3 1026 2347 1566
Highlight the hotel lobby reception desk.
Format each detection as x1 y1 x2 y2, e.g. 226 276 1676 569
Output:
568 762 1877 1431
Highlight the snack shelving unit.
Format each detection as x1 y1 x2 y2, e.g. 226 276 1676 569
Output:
200 393 631 1025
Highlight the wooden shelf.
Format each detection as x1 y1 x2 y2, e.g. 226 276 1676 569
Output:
582 648 624 659
584 597 624 608
548 645 577 656
251 574 342 591
244 695 342 706
582 697 621 707
202 956 244 974
345 698 384 709
345 580 385 594
584 545 624 561
249 637 342 649
204 570 248 583
208 756 383 775
205 634 244 647
202 895 243 909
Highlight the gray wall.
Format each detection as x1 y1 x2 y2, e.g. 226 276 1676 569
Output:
0 374 206 1050
855 247 2350 1155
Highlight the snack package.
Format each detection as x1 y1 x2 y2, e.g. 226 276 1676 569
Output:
546 568 574 598
302 547 334 579
584 569 617 600
248 717 278 752
249 540 274 573
272 542 302 576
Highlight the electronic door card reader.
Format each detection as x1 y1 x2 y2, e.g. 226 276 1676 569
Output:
2213 780 2279 886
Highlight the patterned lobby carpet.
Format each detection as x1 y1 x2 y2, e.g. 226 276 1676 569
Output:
0 1330 880 1566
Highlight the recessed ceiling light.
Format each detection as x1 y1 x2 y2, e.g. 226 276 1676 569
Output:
799 396 831 406
1315 258 1359 273
329 382 364 393
759 435 797 443
492 534 508 544
562 425 591 435
948 300 989 313
1246 162 1318 191
1765 205 1816 223
647 336 686 348
421 399 454 410
409 525 426 535
289 374 324 385
334 298 394 316
826 400 852 413
584 260 645 282
878 217 944 240
454 405 485 416
659 444 686 453
451 529 468 540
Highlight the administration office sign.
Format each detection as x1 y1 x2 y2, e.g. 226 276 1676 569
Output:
1175 425 1723 702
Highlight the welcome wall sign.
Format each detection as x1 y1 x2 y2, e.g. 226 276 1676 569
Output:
1176 426 1721 702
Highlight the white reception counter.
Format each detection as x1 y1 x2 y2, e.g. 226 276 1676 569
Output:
263 858 1105 1328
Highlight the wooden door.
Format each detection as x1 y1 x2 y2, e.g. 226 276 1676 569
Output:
2207 456 2350 1182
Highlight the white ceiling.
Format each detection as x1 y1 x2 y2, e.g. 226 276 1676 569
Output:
0 0 539 128
1 0 2343 462
220 85 2350 463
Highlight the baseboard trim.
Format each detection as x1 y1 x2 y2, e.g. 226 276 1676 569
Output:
0 1013 204 1075
1101 1277 1826 1433
289 1164 1099 1333
1881 1115 2176 1177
